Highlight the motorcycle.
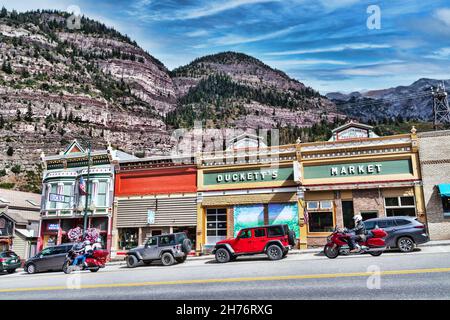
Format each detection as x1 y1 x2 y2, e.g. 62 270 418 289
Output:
63 249 108 274
323 226 387 259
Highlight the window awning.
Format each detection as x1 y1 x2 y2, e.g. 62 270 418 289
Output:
438 184 450 197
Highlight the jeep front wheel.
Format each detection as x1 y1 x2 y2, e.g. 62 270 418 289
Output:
126 255 139 268
215 248 231 263
267 244 283 260
161 252 175 266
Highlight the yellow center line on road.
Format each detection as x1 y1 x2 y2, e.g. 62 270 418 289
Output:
1 267 450 293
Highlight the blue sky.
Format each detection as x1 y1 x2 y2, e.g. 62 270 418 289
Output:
2 0 450 93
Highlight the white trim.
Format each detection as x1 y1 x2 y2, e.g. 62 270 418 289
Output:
199 186 298 197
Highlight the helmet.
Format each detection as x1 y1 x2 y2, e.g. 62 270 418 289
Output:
353 214 363 223
83 240 91 245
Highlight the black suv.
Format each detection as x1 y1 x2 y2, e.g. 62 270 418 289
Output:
126 232 192 267
364 216 429 252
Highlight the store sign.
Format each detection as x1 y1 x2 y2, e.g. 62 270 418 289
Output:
49 193 70 203
337 127 368 140
204 167 294 185
304 159 413 179
147 209 155 224
47 223 59 231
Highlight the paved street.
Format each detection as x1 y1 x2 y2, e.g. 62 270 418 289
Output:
1 246 450 300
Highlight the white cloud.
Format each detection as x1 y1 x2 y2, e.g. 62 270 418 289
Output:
318 0 360 11
185 30 210 37
211 24 300 46
435 8 450 27
266 43 391 56
424 47 450 60
267 59 349 67
129 0 278 21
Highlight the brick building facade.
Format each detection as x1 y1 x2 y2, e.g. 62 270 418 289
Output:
418 130 450 240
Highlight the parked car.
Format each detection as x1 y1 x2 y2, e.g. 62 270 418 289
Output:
212 224 296 263
125 232 192 268
24 243 74 274
363 216 429 252
0 251 21 274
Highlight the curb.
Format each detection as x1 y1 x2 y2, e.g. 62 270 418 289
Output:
105 242 450 266
106 249 323 266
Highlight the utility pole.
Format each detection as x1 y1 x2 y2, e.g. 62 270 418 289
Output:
83 141 91 236
431 82 450 130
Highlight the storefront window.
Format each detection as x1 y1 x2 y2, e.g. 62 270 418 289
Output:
119 228 139 250
306 200 335 233
206 208 227 244
61 183 73 209
308 211 334 232
49 184 58 209
96 181 108 207
385 196 416 217
361 211 378 220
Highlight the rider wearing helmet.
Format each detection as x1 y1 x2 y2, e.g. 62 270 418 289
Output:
72 240 92 266
92 237 102 251
347 214 366 253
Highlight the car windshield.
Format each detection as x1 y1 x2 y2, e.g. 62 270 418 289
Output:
0 251 17 258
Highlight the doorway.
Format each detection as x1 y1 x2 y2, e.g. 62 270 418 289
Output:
342 200 354 228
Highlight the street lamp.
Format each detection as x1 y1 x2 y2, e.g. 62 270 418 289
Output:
78 138 91 237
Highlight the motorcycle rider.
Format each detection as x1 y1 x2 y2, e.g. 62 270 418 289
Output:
72 240 92 266
346 214 366 253
92 237 102 251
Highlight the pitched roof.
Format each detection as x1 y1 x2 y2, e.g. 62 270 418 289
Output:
0 189 41 211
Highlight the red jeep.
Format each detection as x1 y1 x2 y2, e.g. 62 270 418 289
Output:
212 224 296 263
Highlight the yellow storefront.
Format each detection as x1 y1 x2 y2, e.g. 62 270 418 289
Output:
195 143 304 253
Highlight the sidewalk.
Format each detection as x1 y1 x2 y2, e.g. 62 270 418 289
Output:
107 240 450 266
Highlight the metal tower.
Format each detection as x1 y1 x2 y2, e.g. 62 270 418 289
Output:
431 82 450 129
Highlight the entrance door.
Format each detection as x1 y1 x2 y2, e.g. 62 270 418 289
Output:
342 201 354 228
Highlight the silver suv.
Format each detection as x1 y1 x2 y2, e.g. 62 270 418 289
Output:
125 232 192 267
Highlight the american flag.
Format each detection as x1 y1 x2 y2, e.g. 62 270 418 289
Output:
303 208 309 225
79 176 87 195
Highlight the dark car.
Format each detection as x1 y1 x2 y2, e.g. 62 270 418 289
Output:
24 243 74 274
0 251 21 274
363 216 429 252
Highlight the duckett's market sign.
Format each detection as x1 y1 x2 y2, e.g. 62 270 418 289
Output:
303 159 413 179
204 167 294 185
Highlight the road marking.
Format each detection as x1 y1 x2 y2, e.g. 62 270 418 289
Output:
1 267 450 293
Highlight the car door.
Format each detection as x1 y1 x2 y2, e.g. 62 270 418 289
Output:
142 237 159 260
252 228 267 253
377 219 397 247
47 245 70 271
233 229 254 253
35 247 55 271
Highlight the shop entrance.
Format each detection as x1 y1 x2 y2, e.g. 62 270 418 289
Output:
342 200 354 228
173 226 196 250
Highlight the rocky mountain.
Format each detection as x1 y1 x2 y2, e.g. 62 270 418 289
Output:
0 9 342 193
168 52 339 130
327 78 449 123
